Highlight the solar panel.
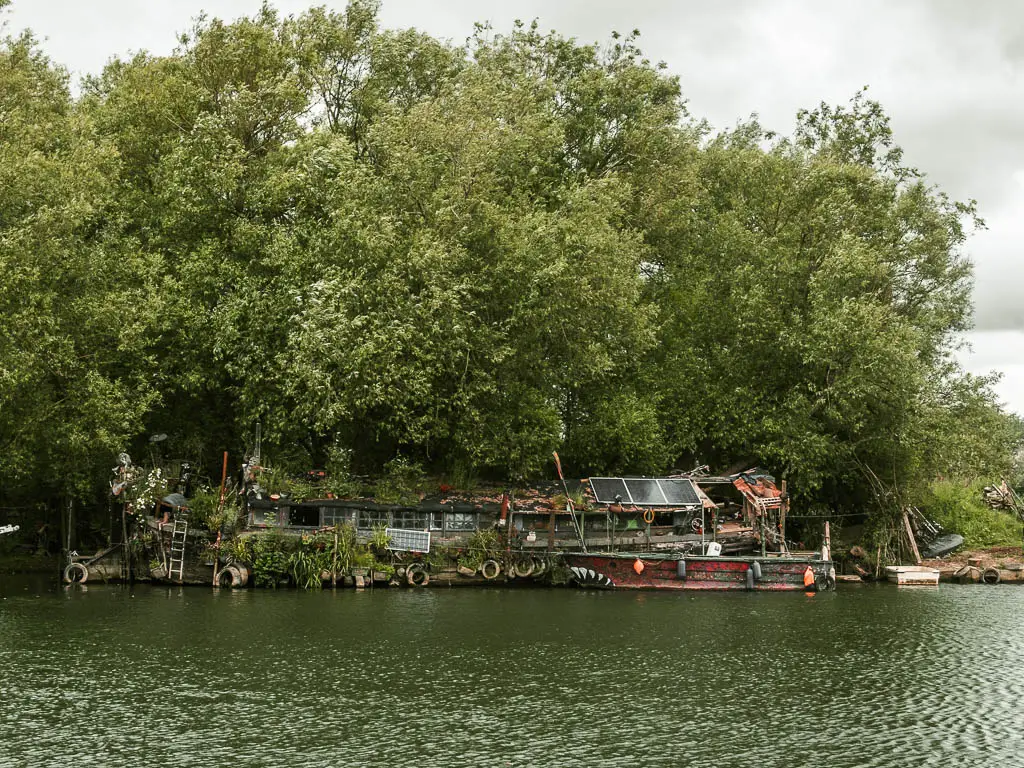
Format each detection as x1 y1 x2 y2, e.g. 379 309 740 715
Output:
624 478 667 505
590 477 700 507
386 527 431 553
590 478 629 504
659 478 701 506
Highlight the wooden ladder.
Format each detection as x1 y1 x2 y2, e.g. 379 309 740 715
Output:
168 516 189 582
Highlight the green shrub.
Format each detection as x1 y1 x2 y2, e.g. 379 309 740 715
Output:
373 457 426 504
919 480 1021 549
187 490 224 531
464 528 502 567
250 532 294 587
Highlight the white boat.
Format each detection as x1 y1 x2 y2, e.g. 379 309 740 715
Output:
885 565 940 586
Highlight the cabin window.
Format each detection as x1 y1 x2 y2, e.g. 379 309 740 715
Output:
357 509 390 531
555 517 582 532
321 507 356 528
287 505 320 528
429 512 444 531
249 506 280 527
444 512 477 531
392 509 428 529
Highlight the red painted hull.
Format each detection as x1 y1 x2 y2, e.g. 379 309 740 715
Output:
563 552 833 591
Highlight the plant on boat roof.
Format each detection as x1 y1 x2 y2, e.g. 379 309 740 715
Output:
373 456 426 504
129 467 168 518
187 490 223 530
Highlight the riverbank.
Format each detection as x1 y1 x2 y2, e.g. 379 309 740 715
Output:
922 545 1024 584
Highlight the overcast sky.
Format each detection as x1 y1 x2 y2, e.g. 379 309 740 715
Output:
6 0 1023 412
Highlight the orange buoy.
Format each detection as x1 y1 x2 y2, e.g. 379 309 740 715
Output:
803 566 815 588
633 559 645 575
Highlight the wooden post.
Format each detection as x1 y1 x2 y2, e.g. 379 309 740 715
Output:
217 451 229 512
823 520 831 562
902 508 922 565
120 497 131 583
779 480 788 554
547 508 556 554
332 526 339 588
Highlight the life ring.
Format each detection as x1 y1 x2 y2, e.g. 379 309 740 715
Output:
531 556 547 576
512 556 534 578
480 559 501 580
63 562 89 584
406 563 430 587
642 509 655 525
982 567 1001 585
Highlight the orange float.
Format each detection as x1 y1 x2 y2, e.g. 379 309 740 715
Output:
803 566 815 588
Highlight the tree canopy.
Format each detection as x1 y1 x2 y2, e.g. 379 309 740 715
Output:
0 1 1018 522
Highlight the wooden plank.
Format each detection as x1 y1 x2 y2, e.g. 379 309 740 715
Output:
902 508 922 565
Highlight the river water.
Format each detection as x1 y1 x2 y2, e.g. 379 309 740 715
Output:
1 577 1022 768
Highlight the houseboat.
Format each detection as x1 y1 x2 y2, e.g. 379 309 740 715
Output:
560 472 835 591
64 448 833 592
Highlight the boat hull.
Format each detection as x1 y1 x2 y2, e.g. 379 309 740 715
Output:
563 552 833 591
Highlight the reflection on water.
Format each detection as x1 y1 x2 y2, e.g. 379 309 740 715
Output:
2 577 1023 768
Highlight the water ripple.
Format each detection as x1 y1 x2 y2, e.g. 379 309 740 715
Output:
1 580 1023 767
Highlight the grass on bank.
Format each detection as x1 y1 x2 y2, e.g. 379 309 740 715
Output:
919 480 1022 549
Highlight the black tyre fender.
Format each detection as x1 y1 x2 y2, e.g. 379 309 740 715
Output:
982 567 1001 585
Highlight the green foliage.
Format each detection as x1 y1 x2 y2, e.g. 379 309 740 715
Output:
188 490 225 531
0 4 1018 538
373 457 426 504
463 528 502 567
919 480 1022 549
367 524 391 555
288 546 328 590
225 535 252 565
249 532 293 588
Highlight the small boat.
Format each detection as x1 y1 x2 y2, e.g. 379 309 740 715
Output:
920 533 964 560
885 565 940 586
